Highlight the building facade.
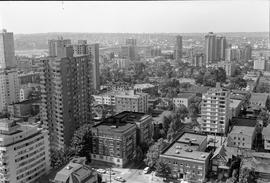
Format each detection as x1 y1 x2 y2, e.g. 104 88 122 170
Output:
175 35 183 61
0 29 17 69
173 93 196 108
201 85 230 134
40 46 93 150
0 68 20 113
205 32 216 65
48 37 71 57
217 61 236 76
227 126 256 149
115 90 148 113
160 132 210 183
0 118 51 183
262 125 270 151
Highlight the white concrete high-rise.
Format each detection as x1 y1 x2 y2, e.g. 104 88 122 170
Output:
201 84 230 135
0 29 17 69
0 118 51 183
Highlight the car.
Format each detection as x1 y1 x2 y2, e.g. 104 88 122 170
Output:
96 169 106 174
114 176 126 182
143 167 150 174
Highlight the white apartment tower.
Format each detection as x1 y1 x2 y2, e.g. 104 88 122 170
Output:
0 118 50 183
201 84 230 134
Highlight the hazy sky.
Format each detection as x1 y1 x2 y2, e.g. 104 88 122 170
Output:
0 1 268 34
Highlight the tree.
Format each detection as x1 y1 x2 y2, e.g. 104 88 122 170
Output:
163 115 172 135
188 103 199 118
258 110 270 127
167 121 176 143
155 160 171 177
229 77 247 89
70 124 92 162
174 104 188 121
238 168 256 183
144 138 168 168
50 148 74 169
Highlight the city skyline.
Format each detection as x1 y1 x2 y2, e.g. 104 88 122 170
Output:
0 1 269 34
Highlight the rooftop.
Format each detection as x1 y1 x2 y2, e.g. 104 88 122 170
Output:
229 99 242 109
161 132 210 162
174 93 196 99
177 132 207 146
134 83 155 89
250 93 269 103
92 111 150 133
230 126 255 136
231 117 258 127
262 125 270 137
162 142 210 162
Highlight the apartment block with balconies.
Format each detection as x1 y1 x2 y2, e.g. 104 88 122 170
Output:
201 84 230 135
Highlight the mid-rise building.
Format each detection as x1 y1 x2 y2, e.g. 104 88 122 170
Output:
160 132 210 183
115 58 130 70
201 84 230 134
91 111 153 167
115 90 148 113
18 71 40 85
0 29 17 69
40 45 93 150
91 116 137 167
173 93 196 108
120 45 136 61
192 53 205 67
0 68 20 113
254 58 266 71
126 38 137 46
0 118 50 183
175 35 183 61
227 126 256 149
217 61 236 76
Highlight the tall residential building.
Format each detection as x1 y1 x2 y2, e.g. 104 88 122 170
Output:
0 118 51 183
201 84 230 134
217 61 236 76
205 32 216 64
175 35 183 61
225 48 232 61
126 38 137 46
73 40 100 90
120 45 136 61
216 36 227 60
0 68 19 113
40 45 93 150
0 29 17 69
48 37 71 57
243 44 252 62
192 53 205 67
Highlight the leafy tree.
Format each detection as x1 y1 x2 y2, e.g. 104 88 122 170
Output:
167 121 176 142
144 138 168 168
174 104 188 121
50 148 74 169
229 77 247 89
256 83 270 93
163 115 172 135
70 124 92 162
188 103 199 118
258 110 270 127
155 160 171 177
238 168 256 183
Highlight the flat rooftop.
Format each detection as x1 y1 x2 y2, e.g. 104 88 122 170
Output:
174 93 196 99
176 132 207 146
92 111 150 132
250 93 269 103
231 117 257 127
229 99 242 109
162 142 210 162
230 126 255 136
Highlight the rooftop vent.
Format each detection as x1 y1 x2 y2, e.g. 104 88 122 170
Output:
66 166 73 170
201 155 206 158
175 150 180 154
185 149 193 152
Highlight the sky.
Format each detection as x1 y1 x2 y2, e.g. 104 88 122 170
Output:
0 1 269 34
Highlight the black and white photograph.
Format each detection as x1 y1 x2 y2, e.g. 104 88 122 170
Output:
0 1 269 183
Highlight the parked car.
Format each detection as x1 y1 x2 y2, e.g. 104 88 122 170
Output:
143 167 150 174
114 176 126 182
96 169 106 174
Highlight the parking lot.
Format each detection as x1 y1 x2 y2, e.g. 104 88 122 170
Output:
91 162 164 183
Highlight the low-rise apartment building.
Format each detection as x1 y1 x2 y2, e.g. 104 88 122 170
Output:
227 126 256 149
91 111 153 167
160 132 210 183
173 93 196 108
